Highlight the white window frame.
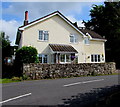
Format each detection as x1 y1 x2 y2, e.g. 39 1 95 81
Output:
60 54 71 63
39 30 49 41
84 37 90 45
70 34 77 43
91 54 101 62
38 54 48 63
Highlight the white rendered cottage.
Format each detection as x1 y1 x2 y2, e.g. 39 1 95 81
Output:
16 11 106 64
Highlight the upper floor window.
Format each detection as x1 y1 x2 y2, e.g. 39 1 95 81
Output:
39 30 49 41
91 54 100 62
84 37 90 45
70 34 77 43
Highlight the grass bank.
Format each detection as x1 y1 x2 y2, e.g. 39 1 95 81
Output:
0 78 22 84
0 72 119 84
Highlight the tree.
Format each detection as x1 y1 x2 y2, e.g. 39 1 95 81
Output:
84 2 120 68
0 32 11 59
15 46 38 64
0 32 14 78
14 46 38 77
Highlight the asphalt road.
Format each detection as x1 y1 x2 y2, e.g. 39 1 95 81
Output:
1 75 120 106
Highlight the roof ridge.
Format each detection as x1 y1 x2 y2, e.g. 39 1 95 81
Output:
19 11 60 28
18 11 105 40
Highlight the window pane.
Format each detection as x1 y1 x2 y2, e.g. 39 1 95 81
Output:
74 37 77 43
98 55 100 62
91 55 94 62
84 37 89 44
70 36 74 43
38 54 42 63
66 54 71 62
43 55 47 63
95 55 97 62
39 31 43 40
70 35 77 43
38 54 48 63
60 54 65 62
44 31 49 40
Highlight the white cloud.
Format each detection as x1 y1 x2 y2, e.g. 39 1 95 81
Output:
2 2 83 21
3 0 105 2
0 20 21 45
67 15 85 27
1 2 94 45
0 16 84 46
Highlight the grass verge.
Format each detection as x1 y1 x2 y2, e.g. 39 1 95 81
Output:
0 78 21 84
0 73 119 84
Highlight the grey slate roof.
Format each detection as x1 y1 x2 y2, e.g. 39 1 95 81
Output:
49 44 78 53
79 28 105 39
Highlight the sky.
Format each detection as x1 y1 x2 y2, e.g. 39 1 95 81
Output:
0 1 104 45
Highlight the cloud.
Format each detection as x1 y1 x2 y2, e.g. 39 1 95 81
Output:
3 0 105 2
2 2 84 21
67 15 85 27
0 16 84 46
0 20 21 45
1 2 98 45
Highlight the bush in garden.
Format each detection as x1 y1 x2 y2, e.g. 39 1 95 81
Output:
14 46 38 77
15 46 38 63
11 77 22 81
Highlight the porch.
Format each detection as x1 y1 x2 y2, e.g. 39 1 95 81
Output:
49 44 78 64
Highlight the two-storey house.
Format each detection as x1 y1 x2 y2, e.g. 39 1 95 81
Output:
16 11 106 64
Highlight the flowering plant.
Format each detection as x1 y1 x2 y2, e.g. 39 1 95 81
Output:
71 55 75 60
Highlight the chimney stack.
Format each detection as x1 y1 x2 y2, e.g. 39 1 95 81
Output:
24 11 28 26
73 22 78 28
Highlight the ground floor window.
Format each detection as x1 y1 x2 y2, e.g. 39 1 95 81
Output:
91 54 100 62
60 54 71 63
38 54 48 63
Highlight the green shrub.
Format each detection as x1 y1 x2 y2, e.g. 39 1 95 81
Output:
14 46 38 77
91 71 97 76
35 56 40 63
11 77 22 81
15 46 38 63
22 75 29 80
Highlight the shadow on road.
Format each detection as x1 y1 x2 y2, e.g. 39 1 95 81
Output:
58 85 120 107
2 85 120 107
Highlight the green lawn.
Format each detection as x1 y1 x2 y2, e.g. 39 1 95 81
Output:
0 73 119 84
0 78 21 84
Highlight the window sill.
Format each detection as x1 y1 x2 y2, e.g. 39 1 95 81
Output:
84 44 90 46
37 40 49 42
60 62 71 64
69 42 79 44
90 62 101 63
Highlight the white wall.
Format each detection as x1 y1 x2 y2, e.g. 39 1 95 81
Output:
19 14 105 63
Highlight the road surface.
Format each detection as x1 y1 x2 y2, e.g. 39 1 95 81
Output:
1 75 120 106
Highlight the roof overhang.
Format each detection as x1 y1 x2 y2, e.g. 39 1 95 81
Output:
49 44 78 53
15 30 22 45
85 32 92 39
91 38 107 42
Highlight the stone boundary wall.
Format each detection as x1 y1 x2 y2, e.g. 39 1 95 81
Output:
23 62 116 80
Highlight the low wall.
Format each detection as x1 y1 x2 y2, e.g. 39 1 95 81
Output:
23 62 116 80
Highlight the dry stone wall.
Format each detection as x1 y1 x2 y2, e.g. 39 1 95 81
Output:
23 62 116 80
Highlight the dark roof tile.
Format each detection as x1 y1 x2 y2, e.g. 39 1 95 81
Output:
79 28 105 39
49 44 78 53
